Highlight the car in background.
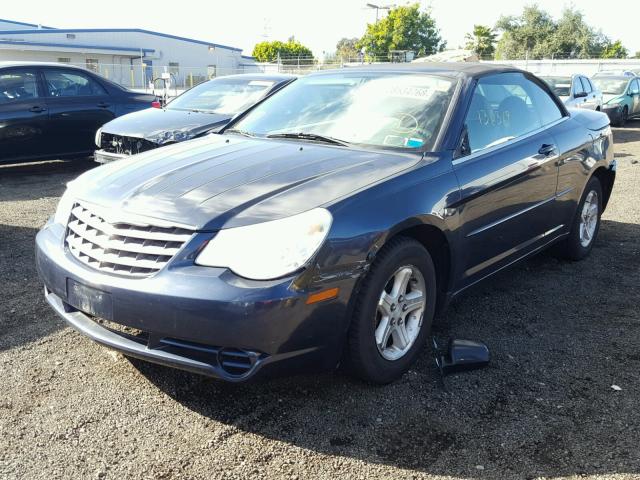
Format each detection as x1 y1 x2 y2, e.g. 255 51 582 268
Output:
592 76 640 126
594 70 636 78
540 74 603 111
38 64 615 384
0 62 156 164
94 74 296 163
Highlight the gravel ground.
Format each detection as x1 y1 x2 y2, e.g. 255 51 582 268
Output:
1 125 639 480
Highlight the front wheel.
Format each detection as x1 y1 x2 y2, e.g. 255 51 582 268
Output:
557 176 603 261
346 237 437 384
617 106 628 128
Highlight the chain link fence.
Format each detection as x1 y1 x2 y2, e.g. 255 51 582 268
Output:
66 53 639 95
64 62 257 92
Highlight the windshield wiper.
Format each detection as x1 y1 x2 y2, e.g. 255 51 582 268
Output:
224 128 256 138
266 132 349 147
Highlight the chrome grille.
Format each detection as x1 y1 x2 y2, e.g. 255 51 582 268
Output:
65 204 194 277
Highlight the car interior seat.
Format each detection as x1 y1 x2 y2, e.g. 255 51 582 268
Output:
497 96 534 138
465 91 494 152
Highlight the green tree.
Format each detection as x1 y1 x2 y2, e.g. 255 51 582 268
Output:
495 5 557 59
601 40 629 59
549 8 607 58
357 3 445 59
464 25 497 58
252 39 313 63
336 37 361 61
494 6 610 60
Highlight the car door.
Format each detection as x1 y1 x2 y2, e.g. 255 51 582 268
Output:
629 79 640 115
580 77 597 110
452 72 565 290
587 77 603 110
571 77 586 108
41 67 116 156
0 68 49 162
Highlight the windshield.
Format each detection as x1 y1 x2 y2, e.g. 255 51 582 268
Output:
229 72 457 151
167 78 276 115
541 76 572 97
592 78 628 95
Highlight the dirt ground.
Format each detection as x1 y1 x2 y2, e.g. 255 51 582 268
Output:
1 124 639 480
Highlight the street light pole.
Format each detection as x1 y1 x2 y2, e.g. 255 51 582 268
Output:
365 3 394 22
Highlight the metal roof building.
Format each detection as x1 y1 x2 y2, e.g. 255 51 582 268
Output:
0 18 256 88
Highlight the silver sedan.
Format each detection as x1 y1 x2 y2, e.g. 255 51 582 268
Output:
540 74 603 111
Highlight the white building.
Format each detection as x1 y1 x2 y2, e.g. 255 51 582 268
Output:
0 18 257 88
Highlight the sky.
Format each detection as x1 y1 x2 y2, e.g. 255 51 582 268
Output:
5 0 640 58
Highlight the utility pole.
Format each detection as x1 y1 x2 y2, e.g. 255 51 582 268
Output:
140 48 144 90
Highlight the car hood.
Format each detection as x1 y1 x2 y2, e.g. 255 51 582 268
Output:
101 108 231 144
70 134 421 230
603 94 623 104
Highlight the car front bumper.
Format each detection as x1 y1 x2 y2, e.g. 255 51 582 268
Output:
36 221 354 381
94 150 128 164
602 105 623 124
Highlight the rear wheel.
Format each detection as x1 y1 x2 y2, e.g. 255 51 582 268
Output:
346 237 436 384
557 176 603 261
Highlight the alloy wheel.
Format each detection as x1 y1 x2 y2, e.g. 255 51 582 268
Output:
375 265 426 361
579 190 599 248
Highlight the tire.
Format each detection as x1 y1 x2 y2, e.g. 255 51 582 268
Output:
557 176 603 261
618 106 628 128
346 237 437 384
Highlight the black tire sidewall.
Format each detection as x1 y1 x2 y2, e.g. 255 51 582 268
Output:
348 238 437 384
565 177 603 260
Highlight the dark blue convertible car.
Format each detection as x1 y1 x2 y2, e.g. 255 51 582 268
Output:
37 64 615 384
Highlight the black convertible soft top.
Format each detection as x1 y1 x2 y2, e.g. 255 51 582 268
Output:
309 62 524 79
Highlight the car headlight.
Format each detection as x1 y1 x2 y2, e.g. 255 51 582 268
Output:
148 129 195 145
195 208 332 280
95 127 103 148
53 187 75 227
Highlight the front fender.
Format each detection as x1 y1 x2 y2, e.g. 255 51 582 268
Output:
314 156 460 283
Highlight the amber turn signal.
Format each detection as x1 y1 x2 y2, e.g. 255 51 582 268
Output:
306 287 339 305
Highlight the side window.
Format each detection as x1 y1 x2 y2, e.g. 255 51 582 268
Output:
463 72 563 154
630 79 640 94
0 70 39 104
43 69 107 97
573 78 585 97
580 77 592 94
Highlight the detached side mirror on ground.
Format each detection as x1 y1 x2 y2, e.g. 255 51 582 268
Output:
434 338 490 375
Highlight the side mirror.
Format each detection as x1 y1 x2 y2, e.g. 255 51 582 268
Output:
574 91 588 99
435 338 490 375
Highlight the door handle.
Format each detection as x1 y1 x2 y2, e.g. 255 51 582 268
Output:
29 106 47 113
97 102 110 108
538 144 557 156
